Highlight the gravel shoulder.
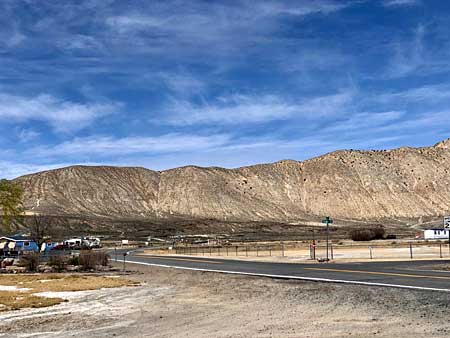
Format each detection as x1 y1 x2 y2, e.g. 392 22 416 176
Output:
1 264 450 338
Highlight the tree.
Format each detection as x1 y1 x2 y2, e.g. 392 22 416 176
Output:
0 179 24 233
29 214 55 249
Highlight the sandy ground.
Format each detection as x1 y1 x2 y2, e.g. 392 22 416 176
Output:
1 264 450 338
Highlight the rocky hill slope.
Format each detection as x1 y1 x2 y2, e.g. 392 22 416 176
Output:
14 139 450 224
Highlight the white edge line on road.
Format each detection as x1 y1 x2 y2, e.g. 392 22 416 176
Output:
125 260 450 293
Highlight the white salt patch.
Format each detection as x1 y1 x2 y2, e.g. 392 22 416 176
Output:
34 290 97 299
0 285 31 292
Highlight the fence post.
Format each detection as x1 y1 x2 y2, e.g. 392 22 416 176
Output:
440 243 443 258
331 243 334 260
209 247 212 256
369 246 373 259
246 246 248 257
269 247 272 256
409 242 413 259
282 243 285 257
235 246 238 256
256 246 259 257
218 247 220 256
226 247 229 256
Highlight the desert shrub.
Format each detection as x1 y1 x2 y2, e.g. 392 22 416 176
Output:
48 255 67 272
79 250 110 271
350 226 386 241
19 252 40 272
372 226 386 240
350 229 375 241
67 255 81 266
79 251 96 271
97 251 110 267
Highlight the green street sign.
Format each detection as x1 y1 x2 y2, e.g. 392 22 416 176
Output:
322 217 333 224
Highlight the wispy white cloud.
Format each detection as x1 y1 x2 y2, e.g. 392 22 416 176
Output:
0 161 89 180
162 91 354 125
103 1 356 60
325 111 405 133
0 93 120 132
16 128 40 143
158 72 206 96
386 24 426 78
376 84 450 103
279 48 350 73
383 0 420 7
29 134 231 158
252 1 353 17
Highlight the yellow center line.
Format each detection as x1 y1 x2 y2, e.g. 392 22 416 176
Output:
305 268 450 280
134 255 223 264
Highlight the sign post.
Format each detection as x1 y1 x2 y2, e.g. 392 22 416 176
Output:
322 216 333 261
123 252 129 271
445 216 450 257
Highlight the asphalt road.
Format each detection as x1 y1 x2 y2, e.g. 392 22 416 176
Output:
120 251 450 292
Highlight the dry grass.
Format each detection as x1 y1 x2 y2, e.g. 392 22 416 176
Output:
0 274 136 292
0 291 62 312
0 274 138 312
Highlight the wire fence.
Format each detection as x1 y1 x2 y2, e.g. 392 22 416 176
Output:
146 241 450 261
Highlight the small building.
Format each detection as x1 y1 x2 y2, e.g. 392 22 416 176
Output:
0 236 39 255
424 228 450 240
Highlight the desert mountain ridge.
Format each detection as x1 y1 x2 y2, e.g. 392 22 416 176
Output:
12 138 450 226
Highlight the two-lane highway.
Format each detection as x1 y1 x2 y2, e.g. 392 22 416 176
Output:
124 253 450 292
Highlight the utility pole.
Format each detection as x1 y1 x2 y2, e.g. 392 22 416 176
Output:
322 216 333 261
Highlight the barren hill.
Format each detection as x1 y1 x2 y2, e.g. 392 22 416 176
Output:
14 139 450 226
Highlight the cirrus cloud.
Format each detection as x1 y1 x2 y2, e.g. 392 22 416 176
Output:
0 93 121 132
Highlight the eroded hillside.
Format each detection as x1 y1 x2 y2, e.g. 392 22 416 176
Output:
14 139 450 224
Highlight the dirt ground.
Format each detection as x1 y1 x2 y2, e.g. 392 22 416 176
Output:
1 264 450 338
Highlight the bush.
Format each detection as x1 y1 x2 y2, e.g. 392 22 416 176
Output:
19 252 40 272
97 251 110 267
350 226 386 241
372 227 386 240
48 255 67 272
67 255 81 266
79 250 110 271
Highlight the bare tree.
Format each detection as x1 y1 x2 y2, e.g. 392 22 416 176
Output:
29 214 55 248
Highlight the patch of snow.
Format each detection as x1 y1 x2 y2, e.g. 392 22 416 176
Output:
0 286 170 324
33 290 97 299
0 285 31 292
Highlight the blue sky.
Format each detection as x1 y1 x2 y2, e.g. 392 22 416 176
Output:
1 0 450 178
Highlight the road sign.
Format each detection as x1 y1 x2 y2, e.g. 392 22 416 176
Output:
322 216 333 224
444 216 450 228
